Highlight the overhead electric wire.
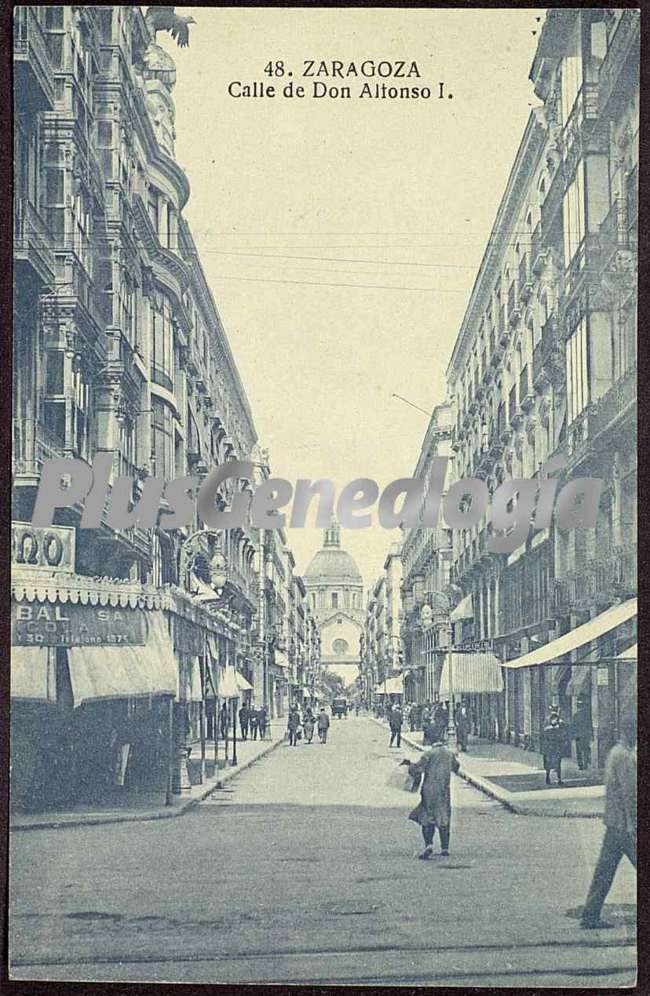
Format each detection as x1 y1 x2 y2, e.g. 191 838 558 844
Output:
209 273 467 292
194 249 476 269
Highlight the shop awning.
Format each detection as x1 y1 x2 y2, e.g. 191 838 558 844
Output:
11 646 57 702
438 652 503 698
450 594 473 622
235 671 253 692
187 657 204 701
374 675 404 695
66 614 178 707
218 665 240 699
618 644 637 661
501 598 637 670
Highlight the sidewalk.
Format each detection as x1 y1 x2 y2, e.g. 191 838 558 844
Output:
372 718 605 819
11 721 286 833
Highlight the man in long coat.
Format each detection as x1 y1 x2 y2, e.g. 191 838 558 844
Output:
389 704 403 748
541 708 568 784
239 703 250 741
569 696 593 770
407 740 460 859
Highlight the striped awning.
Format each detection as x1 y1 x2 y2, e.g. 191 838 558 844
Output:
438 652 503 697
501 599 637 670
66 613 178 706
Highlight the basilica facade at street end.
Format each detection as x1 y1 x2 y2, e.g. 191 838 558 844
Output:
303 522 364 686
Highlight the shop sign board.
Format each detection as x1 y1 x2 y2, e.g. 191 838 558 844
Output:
11 602 147 647
12 522 75 573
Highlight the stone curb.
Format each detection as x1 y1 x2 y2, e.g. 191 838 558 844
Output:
371 717 601 820
11 734 285 833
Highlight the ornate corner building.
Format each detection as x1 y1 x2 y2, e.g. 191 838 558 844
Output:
11 6 320 813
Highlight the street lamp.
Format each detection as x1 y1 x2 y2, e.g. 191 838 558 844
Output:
178 529 238 783
421 588 459 750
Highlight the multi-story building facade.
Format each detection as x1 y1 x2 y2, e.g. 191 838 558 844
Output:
446 9 638 765
399 404 455 707
361 542 403 708
11 6 317 811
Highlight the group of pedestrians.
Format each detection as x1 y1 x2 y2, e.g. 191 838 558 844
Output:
237 704 268 742
286 705 331 746
385 699 475 753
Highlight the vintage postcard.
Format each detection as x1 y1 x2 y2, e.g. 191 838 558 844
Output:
10 5 638 987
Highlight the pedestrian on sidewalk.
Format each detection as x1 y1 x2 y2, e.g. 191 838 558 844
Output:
249 707 259 741
257 705 268 740
409 703 418 732
431 702 449 744
456 704 471 752
581 713 636 929
569 696 593 770
405 738 460 859
239 703 250 741
541 708 568 785
302 707 315 744
389 704 403 748
317 707 330 744
219 702 229 741
287 705 301 746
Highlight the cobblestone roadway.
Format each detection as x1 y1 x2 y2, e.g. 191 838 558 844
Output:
10 716 636 986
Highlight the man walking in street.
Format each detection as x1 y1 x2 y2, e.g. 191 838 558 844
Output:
389 703 403 748
249 706 259 741
302 707 315 744
287 705 301 746
257 705 268 740
317 707 330 744
431 702 449 744
405 736 460 859
569 695 593 770
456 703 471 753
239 703 250 741
541 708 568 785
581 713 636 929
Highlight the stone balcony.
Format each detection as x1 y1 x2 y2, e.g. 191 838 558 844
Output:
554 547 637 616
13 7 54 110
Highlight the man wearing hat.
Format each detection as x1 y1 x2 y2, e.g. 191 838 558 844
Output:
541 707 568 785
569 694 593 770
405 736 460 859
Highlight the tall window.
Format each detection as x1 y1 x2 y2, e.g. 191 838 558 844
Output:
331 592 338 609
563 164 585 267
152 398 174 478
566 318 589 423
560 24 583 124
152 298 173 392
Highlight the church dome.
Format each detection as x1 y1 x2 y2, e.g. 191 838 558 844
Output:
303 521 363 585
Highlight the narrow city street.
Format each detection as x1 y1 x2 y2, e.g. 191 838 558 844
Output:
10 716 635 987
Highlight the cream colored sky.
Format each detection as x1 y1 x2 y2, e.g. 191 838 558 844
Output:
162 7 543 589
